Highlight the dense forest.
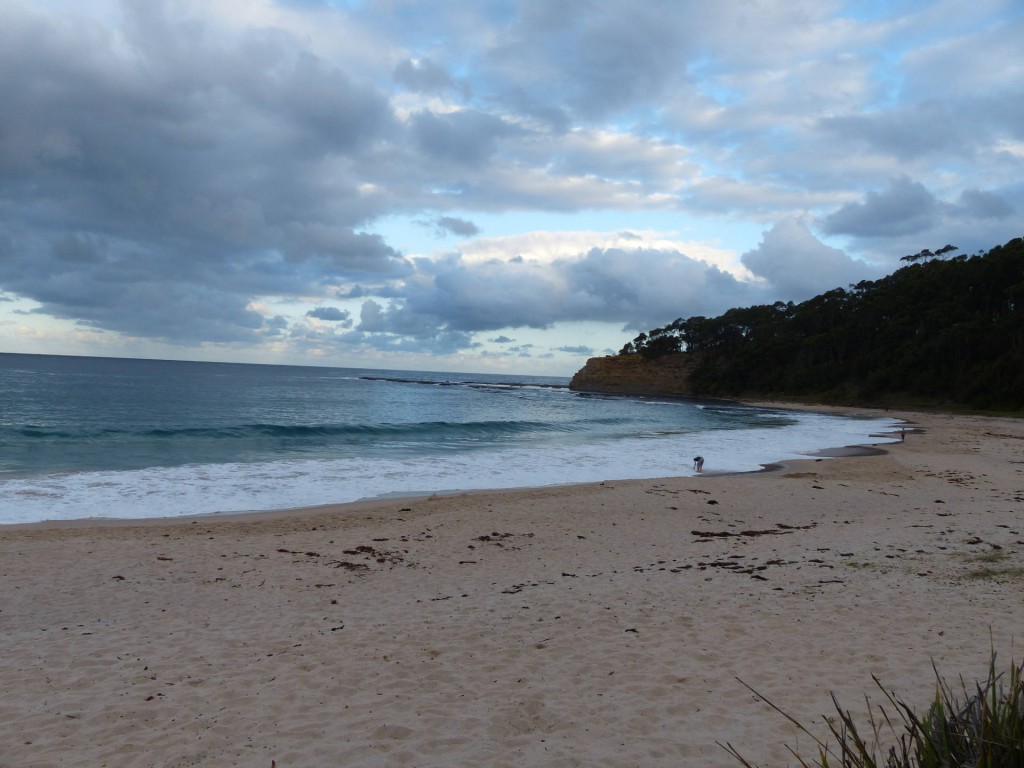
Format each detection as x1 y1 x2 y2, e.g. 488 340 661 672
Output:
618 237 1024 410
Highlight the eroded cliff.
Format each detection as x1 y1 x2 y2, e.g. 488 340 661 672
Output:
568 353 697 397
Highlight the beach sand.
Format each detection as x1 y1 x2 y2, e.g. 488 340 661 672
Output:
2 409 1022 767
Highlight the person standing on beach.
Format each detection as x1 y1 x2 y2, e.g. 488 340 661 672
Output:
693 456 704 472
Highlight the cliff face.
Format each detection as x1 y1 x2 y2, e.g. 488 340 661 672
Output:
569 353 697 397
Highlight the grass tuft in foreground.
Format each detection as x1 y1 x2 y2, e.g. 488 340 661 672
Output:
723 653 1024 767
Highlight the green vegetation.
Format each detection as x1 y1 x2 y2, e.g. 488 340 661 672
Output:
619 238 1024 410
962 552 1024 583
724 654 1024 767
947 552 1024 582
966 566 1024 583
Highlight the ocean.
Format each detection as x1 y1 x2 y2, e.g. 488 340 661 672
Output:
0 353 901 525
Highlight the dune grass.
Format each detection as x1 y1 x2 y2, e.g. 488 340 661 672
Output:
723 653 1024 767
957 550 1024 583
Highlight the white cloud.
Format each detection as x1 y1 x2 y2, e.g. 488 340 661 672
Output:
453 230 750 278
742 219 875 299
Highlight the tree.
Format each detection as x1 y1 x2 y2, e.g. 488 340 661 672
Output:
615 238 1024 409
900 244 958 262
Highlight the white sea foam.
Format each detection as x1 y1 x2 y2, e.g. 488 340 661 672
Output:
0 411 901 525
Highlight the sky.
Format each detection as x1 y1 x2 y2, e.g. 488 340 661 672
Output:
1 0 1021 376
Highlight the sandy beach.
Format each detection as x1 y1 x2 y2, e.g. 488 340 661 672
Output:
2 408 1022 767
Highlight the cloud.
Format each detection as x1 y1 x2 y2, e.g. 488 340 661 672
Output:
818 179 1020 265
393 57 461 95
899 11 1024 101
483 0 697 120
955 188 1015 219
820 177 941 238
817 104 976 162
429 216 481 237
306 306 352 324
348 302 480 355
352 242 767 345
555 345 594 356
410 109 521 166
0 0 410 345
742 219 874 300
2 0 1023 372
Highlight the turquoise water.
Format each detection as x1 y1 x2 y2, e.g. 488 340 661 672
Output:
0 353 901 524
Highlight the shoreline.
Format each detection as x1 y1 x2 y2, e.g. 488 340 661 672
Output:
2 401 907 530
3 408 1022 766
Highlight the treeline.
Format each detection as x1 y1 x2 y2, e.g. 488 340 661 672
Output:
619 237 1024 410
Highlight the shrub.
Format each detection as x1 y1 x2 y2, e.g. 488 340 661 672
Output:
723 653 1024 767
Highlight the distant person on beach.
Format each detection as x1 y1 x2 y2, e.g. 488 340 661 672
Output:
693 456 704 473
